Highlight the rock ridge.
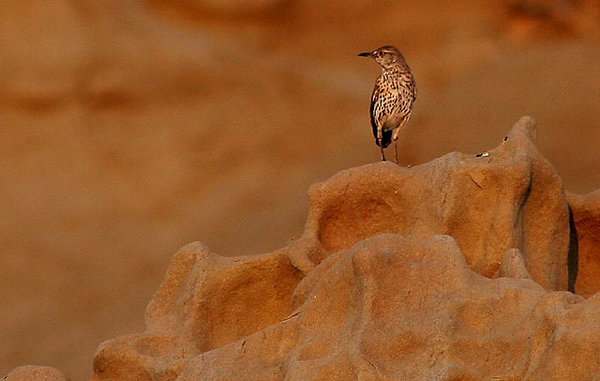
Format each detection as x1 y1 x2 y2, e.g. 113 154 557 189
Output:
7 117 600 380
88 117 600 380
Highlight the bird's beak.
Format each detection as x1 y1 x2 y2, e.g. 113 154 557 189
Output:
358 51 373 58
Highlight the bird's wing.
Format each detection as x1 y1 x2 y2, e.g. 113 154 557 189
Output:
390 74 416 133
369 81 381 138
370 83 394 148
397 74 417 119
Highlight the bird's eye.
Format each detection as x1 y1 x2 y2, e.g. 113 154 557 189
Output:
377 50 384 58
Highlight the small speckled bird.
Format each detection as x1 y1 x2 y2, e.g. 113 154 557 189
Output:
359 46 417 163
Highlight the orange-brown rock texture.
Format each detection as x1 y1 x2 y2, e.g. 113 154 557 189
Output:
3 365 70 381
5 1 600 378
569 190 600 298
87 117 600 380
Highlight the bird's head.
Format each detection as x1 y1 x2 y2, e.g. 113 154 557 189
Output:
358 45 407 70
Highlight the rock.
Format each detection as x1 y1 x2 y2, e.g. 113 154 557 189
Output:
568 190 600 297
493 248 534 280
152 0 287 16
177 235 595 380
2 0 600 378
89 117 597 380
302 116 569 290
93 241 306 379
0 0 232 109
3 365 69 381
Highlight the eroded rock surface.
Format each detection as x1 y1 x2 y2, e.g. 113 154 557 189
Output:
176 235 600 380
3 366 69 381
302 116 569 291
88 117 600 380
569 190 600 297
4 1 600 378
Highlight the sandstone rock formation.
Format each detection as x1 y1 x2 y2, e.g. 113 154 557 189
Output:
569 190 600 298
88 117 600 380
3 365 69 381
147 0 288 18
301 116 570 291
4 1 600 378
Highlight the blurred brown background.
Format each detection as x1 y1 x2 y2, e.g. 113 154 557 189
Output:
1 0 599 379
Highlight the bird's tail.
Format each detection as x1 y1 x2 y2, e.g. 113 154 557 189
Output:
376 129 393 148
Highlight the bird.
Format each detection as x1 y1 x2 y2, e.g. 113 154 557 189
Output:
358 46 417 163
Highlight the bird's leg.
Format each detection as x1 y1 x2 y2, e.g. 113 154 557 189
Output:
378 127 386 161
392 129 401 164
